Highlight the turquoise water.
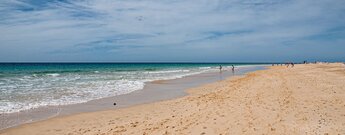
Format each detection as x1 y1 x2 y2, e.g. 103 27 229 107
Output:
0 63 264 113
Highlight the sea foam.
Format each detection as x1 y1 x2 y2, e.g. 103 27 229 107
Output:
0 63 259 113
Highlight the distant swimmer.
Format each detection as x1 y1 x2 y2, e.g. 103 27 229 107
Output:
219 65 222 72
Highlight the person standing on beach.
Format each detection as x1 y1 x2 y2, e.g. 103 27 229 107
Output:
219 65 222 72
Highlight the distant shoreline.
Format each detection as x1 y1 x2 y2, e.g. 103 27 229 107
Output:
0 65 265 131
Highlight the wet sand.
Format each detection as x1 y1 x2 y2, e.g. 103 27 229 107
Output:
2 63 345 135
0 65 264 130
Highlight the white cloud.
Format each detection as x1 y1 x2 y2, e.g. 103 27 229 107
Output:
0 0 344 62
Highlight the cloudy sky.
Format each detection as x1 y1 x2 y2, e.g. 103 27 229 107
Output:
0 0 344 62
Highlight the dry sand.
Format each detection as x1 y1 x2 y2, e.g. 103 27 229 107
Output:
1 63 345 135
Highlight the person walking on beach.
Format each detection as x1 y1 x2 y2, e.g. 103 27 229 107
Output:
231 65 235 73
286 62 291 67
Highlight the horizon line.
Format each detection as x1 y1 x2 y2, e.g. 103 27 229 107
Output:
0 61 335 64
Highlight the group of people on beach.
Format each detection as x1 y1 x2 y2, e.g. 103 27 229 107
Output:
219 65 235 73
286 62 294 67
272 62 294 67
272 60 341 68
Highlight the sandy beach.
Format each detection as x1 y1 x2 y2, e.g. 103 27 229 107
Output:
1 63 345 135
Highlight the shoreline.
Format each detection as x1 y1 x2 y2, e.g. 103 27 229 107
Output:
0 65 266 131
1 63 345 134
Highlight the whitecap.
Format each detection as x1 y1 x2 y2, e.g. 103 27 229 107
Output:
46 73 60 77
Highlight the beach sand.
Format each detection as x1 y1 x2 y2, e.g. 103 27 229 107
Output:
1 63 345 135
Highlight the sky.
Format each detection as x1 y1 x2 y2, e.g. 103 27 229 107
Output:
0 0 344 62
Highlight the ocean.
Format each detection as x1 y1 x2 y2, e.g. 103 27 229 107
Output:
0 63 264 113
